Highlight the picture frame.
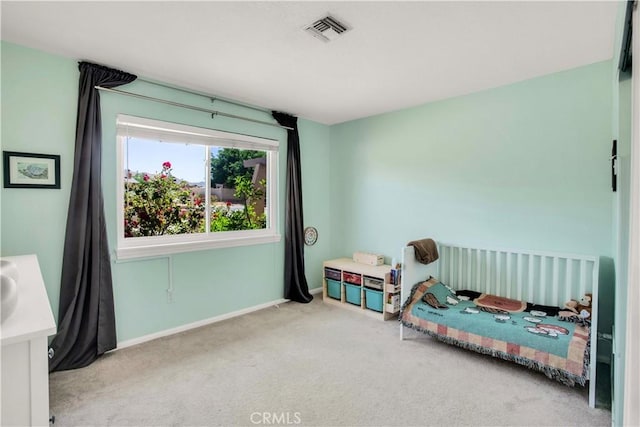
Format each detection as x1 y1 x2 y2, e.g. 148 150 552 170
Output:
3 151 61 189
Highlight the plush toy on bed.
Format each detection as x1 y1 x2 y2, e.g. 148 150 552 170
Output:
577 293 593 317
558 293 592 326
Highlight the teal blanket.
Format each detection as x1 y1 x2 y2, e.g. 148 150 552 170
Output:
410 282 578 358
401 279 590 386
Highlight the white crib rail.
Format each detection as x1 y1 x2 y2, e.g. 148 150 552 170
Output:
439 244 598 308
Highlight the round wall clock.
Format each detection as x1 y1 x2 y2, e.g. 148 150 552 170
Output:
304 226 318 246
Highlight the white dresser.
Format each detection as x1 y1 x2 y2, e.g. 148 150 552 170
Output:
1 255 57 426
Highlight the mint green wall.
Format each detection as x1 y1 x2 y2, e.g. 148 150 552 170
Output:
1 42 332 343
330 61 613 262
0 42 77 317
299 120 333 289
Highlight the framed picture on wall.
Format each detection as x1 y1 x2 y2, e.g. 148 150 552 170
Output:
3 151 61 189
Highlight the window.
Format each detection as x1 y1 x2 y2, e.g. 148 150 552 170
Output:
116 115 280 259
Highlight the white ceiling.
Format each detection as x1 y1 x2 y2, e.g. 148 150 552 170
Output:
1 1 619 125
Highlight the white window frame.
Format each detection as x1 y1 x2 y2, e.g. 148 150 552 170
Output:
116 114 280 260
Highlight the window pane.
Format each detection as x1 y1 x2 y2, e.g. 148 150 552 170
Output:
209 148 267 231
117 115 280 258
123 138 206 237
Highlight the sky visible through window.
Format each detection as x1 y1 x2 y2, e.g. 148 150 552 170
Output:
124 138 219 184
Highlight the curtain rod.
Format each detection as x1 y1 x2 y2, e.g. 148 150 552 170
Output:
138 78 270 115
94 86 293 131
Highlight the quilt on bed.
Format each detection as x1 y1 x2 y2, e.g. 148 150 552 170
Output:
400 278 590 386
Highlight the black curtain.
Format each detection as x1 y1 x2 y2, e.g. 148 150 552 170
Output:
49 62 137 372
272 112 313 303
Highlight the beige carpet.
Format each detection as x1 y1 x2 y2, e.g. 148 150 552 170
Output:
49 298 611 426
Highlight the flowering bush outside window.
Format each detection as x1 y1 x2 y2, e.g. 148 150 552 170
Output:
124 162 267 237
124 162 205 237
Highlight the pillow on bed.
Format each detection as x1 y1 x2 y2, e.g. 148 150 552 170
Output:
421 280 455 303
473 293 526 313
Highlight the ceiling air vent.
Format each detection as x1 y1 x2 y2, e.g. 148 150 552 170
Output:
305 15 349 42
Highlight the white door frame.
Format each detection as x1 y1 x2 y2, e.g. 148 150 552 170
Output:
623 2 639 426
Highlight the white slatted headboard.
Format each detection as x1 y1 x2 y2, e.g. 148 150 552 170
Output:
438 244 598 308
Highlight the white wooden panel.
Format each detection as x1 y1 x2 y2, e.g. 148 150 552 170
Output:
551 257 559 306
527 255 534 303
565 260 574 304
476 249 481 290
505 253 512 299
579 259 587 300
457 246 463 288
516 253 523 301
466 248 472 289
485 250 491 294
1 341 31 426
496 252 502 297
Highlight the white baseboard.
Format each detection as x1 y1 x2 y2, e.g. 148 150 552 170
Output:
116 297 289 350
309 286 323 295
116 287 323 350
